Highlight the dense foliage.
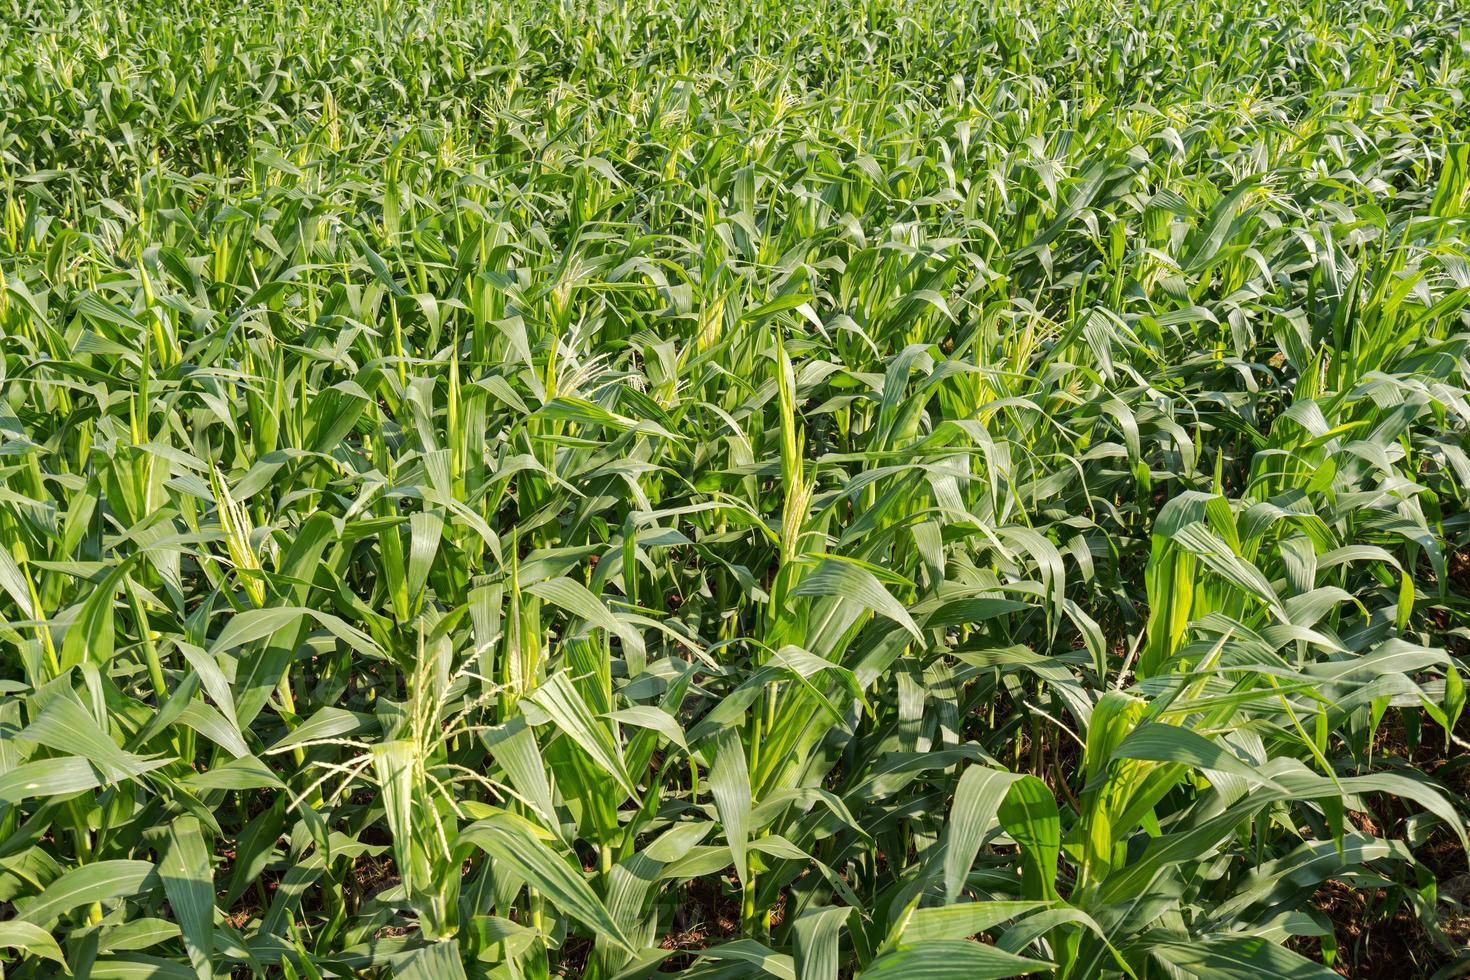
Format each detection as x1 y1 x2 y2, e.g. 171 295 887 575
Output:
1 0 1469 975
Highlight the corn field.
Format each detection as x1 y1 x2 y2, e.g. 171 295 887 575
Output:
1 0 1469 976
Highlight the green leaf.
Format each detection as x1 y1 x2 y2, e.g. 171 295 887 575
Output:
21 694 164 781
526 671 637 799
791 560 920 639
459 820 636 954
859 941 1051 978
997 776 1060 901
0 920 67 967
527 577 647 669
389 939 469 980
1152 936 1337 978
896 902 1044 944
709 727 753 886
158 816 214 979
1113 723 1281 784
793 906 850 980
941 766 1019 905
696 939 796 979
0 756 167 804
15 860 158 929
